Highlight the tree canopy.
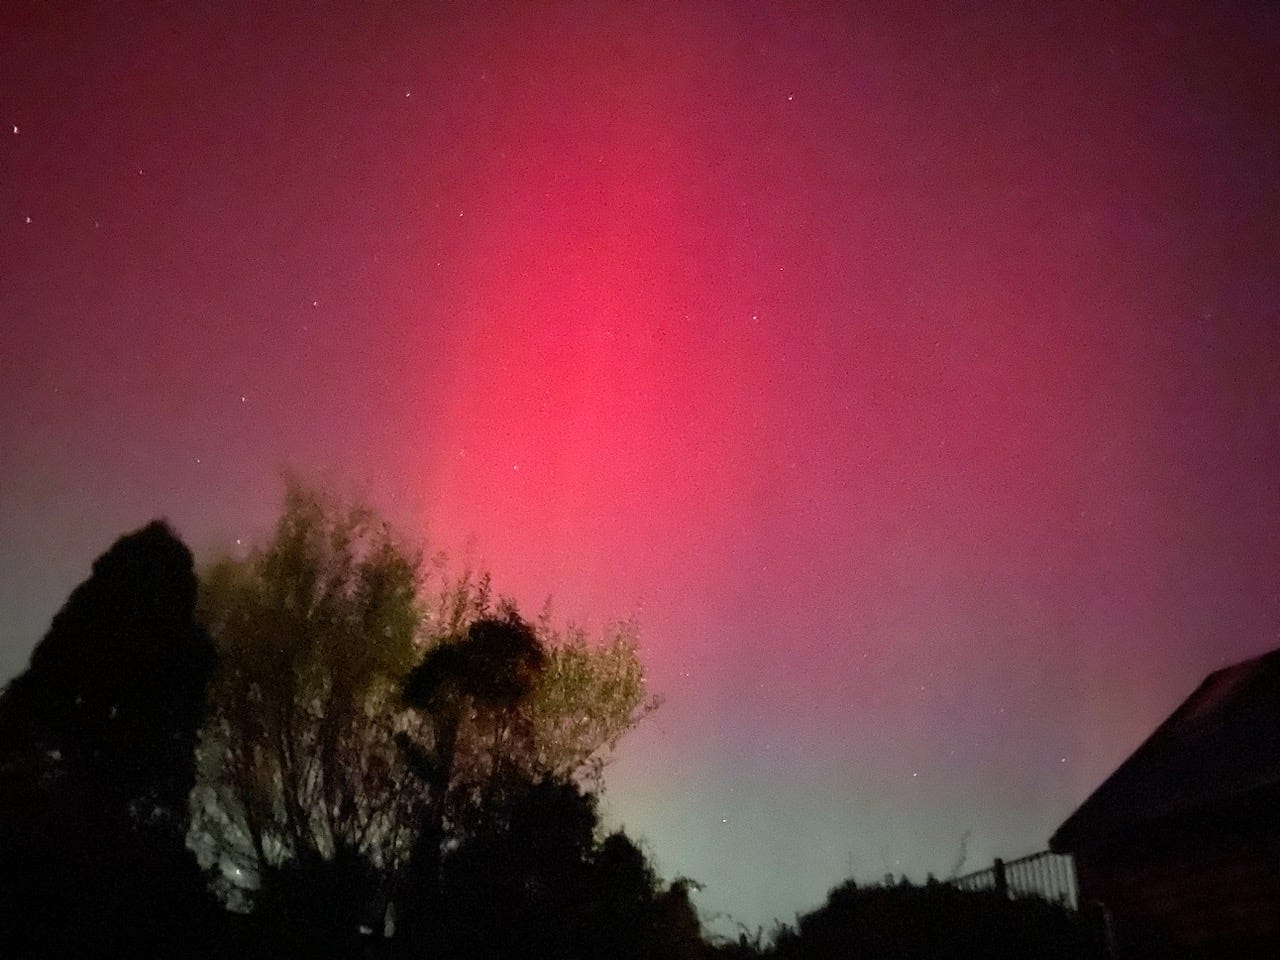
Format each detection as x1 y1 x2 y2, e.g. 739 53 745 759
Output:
192 486 425 904
0 487 691 959
190 483 659 938
0 521 218 958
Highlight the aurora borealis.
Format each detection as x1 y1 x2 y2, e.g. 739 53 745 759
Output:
3 0 1278 932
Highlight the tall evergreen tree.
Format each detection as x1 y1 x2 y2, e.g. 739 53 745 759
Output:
0 521 218 958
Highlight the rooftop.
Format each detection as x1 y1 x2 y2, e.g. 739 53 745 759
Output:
1051 647 1280 852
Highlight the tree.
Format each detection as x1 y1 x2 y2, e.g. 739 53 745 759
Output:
526 611 657 787
399 613 546 847
191 484 424 921
191 482 658 944
410 774 708 960
0 521 218 958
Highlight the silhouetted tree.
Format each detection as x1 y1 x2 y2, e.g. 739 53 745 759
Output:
0 521 218 958
396 613 550 953
0 496 681 960
400 772 707 960
395 614 698 960
191 485 424 924
192 483 658 947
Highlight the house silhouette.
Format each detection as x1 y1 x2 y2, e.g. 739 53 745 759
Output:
1051 648 1280 959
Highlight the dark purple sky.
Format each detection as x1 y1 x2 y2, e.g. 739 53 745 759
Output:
3 0 1278 931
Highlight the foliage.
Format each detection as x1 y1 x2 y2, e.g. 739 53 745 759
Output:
765 877 1103 960
394 599 661 956
407 775 708 960
528 612 660 787
191 482 659 934
0 521 219 958
191 484 425 905
0 487 672 957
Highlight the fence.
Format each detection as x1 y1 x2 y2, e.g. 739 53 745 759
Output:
952 850 1078 911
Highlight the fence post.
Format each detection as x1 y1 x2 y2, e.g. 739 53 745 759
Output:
993 857 1008 899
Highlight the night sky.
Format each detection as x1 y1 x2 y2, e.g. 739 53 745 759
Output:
3 0 1278 932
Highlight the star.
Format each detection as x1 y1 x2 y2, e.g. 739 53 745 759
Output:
11 124 17 134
